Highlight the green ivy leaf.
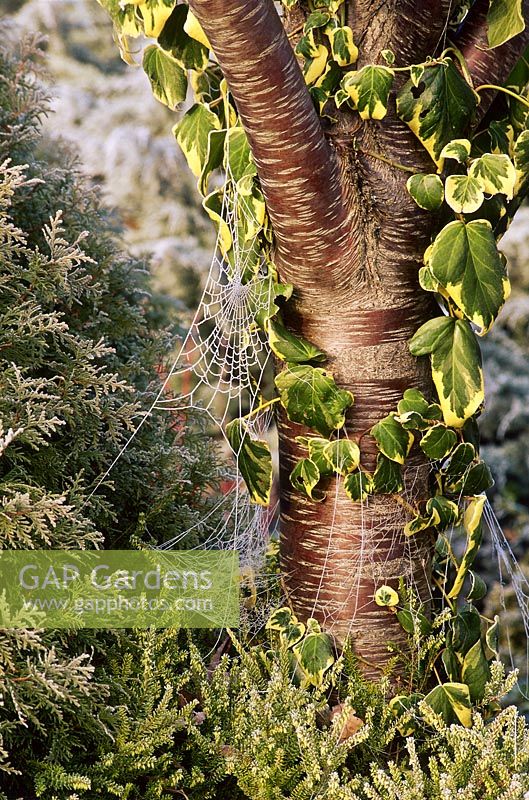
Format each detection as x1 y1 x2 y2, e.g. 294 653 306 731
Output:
443 442 476 478
467 571 487 601
444 175 484 213
410 317 484 428
157 4 209 71
487 0 525 48
397 59 478 166
267 318 326 364
174 103 221 179
275 365 354 437
461 639 490 702
447 461 494 496
448 495 485 599
301 437 335 477
341 65 394 120
485 615 500 658
344 470 373 501
370 413 414 464
323 439 360 475
290 458 325 501
440 138 471 162
142 45 188 110
372 453 403 494
226 419 273 506
224 126 252 182
293 619 335 687
420 424 458 460
409 316 454 356
423 682 472 727
396 388 437 429
451 605 482 655
198 128 225 196
428 219 509 334
406 173 444 211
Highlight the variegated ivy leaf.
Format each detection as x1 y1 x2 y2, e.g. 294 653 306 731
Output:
157 5 209 71
381 49 395 65
323 439 360 475
420 424 457 460
467 570 487 601
419 265 443 294
304 10 331 31
249 275 293 329
275 365 354 437
406 173 444 211
344 470 373 501
487 0 525 47
341 65 395 120
409 317 484 428
142 45 187 110
370 413 413 464
138 0 175 38
468 153 517 198
513 129 529 193
266 606 305 646
290 458 325 501
293 618 335 687
440 139 471 163
174 102 221 179
183 9 211 49
372 453 403 494
396 388 442 430
202 189 232 254
473 119 514 157
423 683 472 727
374 585 399 607
311 61 342 115
304 45 329 85
444 175 484 213
426 496 460 528
410 64 425 87
427 220 510 334
327 25 358 67
226 419 273 506
404 513 432 536
267 318 326 364
397 59 478 167
198 129 225 195
303 437 335 477
296 30 320 59
486 615 500 658
448 495 486 599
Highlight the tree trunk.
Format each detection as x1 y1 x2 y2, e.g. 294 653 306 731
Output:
189 0 529 675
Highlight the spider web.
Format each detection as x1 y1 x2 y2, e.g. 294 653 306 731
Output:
86 133 529 671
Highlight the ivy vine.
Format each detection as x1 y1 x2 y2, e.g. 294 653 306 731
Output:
98 0 529 725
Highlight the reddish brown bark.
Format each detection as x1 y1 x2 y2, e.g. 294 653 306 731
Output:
189 0 529 675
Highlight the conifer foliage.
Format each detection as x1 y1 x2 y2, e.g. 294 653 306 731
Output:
0 29 222 796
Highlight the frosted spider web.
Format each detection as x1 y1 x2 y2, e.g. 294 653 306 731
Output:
85 129 529 669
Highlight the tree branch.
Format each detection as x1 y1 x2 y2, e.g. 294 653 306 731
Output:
187 0 354 290
455 0 529 122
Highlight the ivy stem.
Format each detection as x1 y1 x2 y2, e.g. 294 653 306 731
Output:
239 396 281 423
392 494 419 517
356 148 421 174
474 84 529 109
